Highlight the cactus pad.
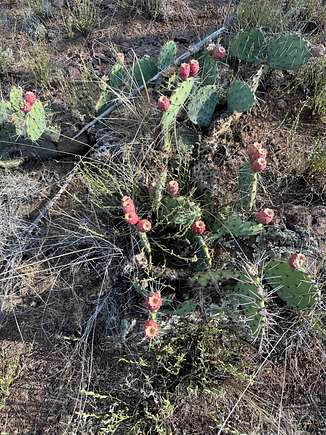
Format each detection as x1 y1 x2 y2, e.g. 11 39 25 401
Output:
234 277 266 336
9 86 23 111
160 195 201 228
197 50 219 86
161 78 194 132
187 85 219 128
210 213 263 240
193 233 212 271
0 101 10 125
229 30 265 64
132 57 158 87
26 100 46 141
265 260 319 310
239 162 258 211
159 40 177 70
227 80 255 113
267 34 310 70
192 269 239 287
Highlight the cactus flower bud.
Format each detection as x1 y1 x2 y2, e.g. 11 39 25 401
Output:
157 95 171 112
212 45 226 60
255 208 274 225
24 91 37 105
144 319 159 338
121 196 136 214
189 59 200 77
289 253 305 270
191 220 206 235
21 101 32 113
247 142 267 162
251 157 267 172
179 62 190 80
166 180 179 197
145 292 162 311
125 212 139 225
137 219 152 233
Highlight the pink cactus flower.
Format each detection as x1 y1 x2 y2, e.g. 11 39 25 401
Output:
247 142 267 162
179 62 191 80
191 220 206 235
166 180 179 197
137 219 152 233
145 292 163 311
212 45 226 61
125 212 139 225
121 196 136 214
144 319 159 338
21 101 32 113
189 59 200 77
251 157 267 172
157 95 171 112
289 253 306 270
24 91 37 105
255 208 274 225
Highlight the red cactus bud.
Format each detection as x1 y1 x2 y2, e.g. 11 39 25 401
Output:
125 212 139 225
137 219 152 233
24 91 37 105
247 142 267 162
144 319 159 338
189 59 200 77
251 157 267 172
121 196 136 214
212 45 226 60
179 62 190 80
289 253 305 270
157 95 171 112
255 208 274 225
166 180 179 197
145 292 162 311
191 220 206 235
21 101 32 113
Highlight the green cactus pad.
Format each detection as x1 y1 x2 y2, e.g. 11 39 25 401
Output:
234 277 266 336
193 233 212 271
152 169 168 212
229 30 265 64
197 50 219 86
227 80 255 113
0 101 11 125
161 78 194 132
210 213 263 241
9 86 23 111
110 62 127 91
26 100 46 141
267 34 310 70
192 269 239 287
160 195 201 228
132 57 158 87
265 260 319 310
187 85 219 128
239 162 258 211
159 40 177 70
12 111 26 137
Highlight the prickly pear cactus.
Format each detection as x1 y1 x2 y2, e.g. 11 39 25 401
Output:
187 85 219 128
26 100 46 141
0 101 10 125
239 162 258 211
267 34 310 70
160 195 201 229
159 40 177 70
227 80 255 113
132 56 158 87
265 260 319 309
229 30 265 64
161 78 194 132
210 212 263 240
152 169 168 212
234 276 266 336
197 50 219 86
110 62 127 91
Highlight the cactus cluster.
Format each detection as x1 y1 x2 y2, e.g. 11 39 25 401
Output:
0 86 52 142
